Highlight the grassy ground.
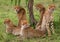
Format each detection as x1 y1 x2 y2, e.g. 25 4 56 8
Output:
0 0 60 42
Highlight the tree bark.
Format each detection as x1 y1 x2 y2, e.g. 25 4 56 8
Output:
28 0 37 27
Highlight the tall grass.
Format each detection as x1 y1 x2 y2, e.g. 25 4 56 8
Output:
0 0 60 42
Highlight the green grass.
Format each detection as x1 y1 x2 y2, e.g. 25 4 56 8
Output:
0 0 60 42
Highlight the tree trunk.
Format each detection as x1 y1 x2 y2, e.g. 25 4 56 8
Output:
28 0 37 27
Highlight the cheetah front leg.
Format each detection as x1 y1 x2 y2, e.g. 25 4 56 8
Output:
50 21 55 34
50 15 55 34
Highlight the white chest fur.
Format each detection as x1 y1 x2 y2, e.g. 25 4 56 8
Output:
5 24 9 28
5 24 9 33
41 16 46 31
20 25 25 36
